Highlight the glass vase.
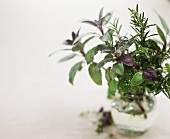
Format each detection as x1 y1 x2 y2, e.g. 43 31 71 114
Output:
111 93 156 136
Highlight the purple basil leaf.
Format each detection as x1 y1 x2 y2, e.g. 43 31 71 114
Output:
81 20 98 27
116 54 134 66
142 67 158 81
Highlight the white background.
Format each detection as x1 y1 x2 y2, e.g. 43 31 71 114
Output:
0 0 170 139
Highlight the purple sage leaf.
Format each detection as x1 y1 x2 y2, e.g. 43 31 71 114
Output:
142 67 158 81
116 54 134 66
81 20 98 27
99 7 104 21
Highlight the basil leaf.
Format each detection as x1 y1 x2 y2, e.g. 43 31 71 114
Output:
131 72 144 86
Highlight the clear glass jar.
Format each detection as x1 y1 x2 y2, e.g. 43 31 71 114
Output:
111 93 156 136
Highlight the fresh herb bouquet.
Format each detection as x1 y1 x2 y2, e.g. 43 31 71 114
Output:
53 5 170 100
51 4 170 136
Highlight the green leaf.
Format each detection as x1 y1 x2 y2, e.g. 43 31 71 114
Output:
69 61 82 85
113 62 124 76
95 58 113 72
85 44 111 65
116 35 138 53
110 67 116 80
73 33 96 45
97 44 112 52
85 47 98 64
58 53 77 63
72 42 84 51
105 67 111 81
99 29 113 43
102 12 112 25
104 53 113 59
107 80 117 99
83 36 95 44
132 46 150 59
145 39 161 51
165 63 170 72
88 63 102 85
49 49 72 57
131 72 144 86
155 10 169 35
156 25 166 44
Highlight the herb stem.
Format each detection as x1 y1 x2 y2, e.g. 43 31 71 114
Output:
136 98 147 119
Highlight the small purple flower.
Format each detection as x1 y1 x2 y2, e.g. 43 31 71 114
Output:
116 54 134 66
142 67 158 81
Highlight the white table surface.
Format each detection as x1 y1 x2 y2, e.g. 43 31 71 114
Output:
0 0 170 139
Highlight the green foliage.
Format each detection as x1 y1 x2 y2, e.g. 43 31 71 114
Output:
95 58 113 72
156 25 167 44
154 10 169 35
105 67 112 81
88 63 102 85
107 80 118 99
58 53 77 63
69 61 82 85
131 72 144 86
85 47 98 64
72 42 84 51
100 29 113 44
56 4 170 100
165 63 170 72
102 12 112 25
113 62 124 76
